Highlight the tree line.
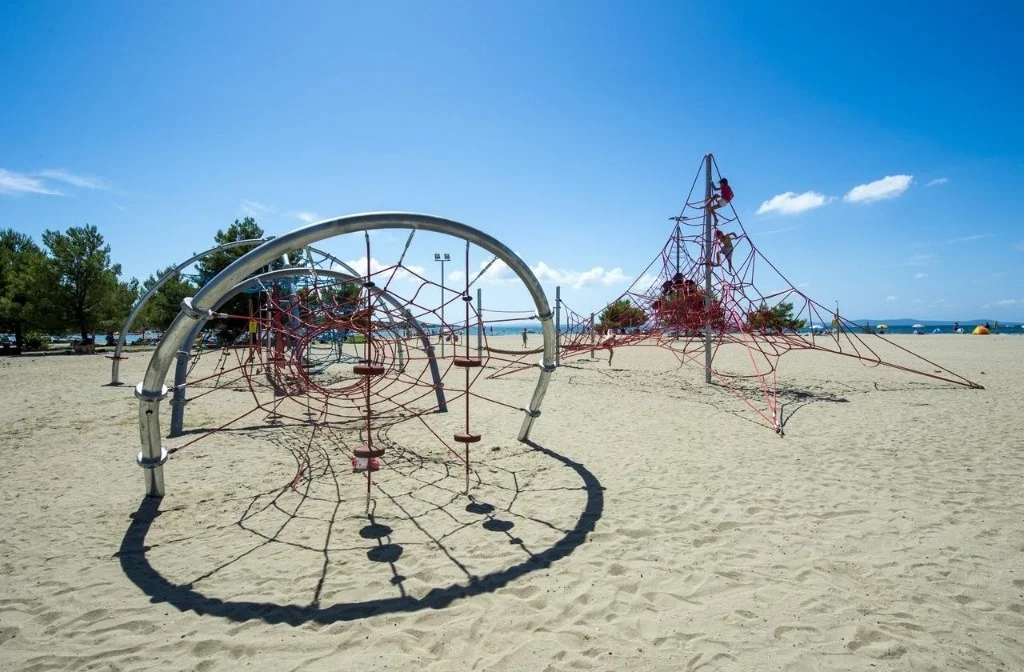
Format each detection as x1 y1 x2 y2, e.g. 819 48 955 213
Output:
597 296 806 334
0 216 279 351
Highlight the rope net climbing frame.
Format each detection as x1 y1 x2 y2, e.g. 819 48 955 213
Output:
161 224 556 509
505 155 982 433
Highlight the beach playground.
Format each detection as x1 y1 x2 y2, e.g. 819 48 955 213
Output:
1 331 1023 671
1 200 1023 672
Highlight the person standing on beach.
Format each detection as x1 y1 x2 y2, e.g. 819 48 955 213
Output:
521 328 528 348
599 330 617 366
953 321 959 334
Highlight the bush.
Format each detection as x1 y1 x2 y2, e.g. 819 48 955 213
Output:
597 299 647 332
23 332 50 351
744 301 806 332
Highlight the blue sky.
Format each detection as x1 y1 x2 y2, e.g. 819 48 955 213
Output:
1 0 1022 322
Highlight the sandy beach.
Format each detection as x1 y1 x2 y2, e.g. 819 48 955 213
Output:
1 334 1023 671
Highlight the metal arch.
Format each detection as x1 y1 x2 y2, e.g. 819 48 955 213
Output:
167 266 447 436
135 213 555 497
109 238 269 385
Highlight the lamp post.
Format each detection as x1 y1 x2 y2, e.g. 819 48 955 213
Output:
435 252 450 357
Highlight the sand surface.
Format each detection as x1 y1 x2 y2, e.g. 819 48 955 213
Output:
1 334 1023 671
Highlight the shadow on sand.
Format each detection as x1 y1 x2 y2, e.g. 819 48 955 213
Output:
118 439 602 625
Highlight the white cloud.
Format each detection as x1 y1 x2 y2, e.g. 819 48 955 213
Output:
634 273 661 291
242 200 269 216
1014 241 1024 252
755 227 795 236
452 258 518 285
0 168 63 196
914 272 927 279
531 261 630 290
113 203 127 212
913 299 923 304
340 256 426 284
909 233 992 249
905 253 937 266
37 168 109 190
947 234 991 244
996 299 1018 306
438 259 518 286
926 177 949 187
844 175 913 203
295 211 319 224
756 191 830 215
886 295 897 301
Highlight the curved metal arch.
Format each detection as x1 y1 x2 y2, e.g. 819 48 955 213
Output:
109 238 268 385
136 213 556 497
167 266 447 436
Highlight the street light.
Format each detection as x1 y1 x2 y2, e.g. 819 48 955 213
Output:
435 252 450 357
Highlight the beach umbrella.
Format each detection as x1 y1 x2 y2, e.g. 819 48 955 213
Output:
912 324 924 329
877 324 888 329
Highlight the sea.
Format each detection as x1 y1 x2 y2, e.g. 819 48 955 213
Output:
21 322 1017 347
809 322 1023 336
463 322 1024 336
43 331 163 345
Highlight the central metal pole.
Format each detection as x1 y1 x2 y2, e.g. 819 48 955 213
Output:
476 287 483 359
703 153 713 384
554 286 561 365
440 258 446 359
675 223 681 276
590 312 596 358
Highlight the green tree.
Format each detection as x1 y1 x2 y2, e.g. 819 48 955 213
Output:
133 266 199 331
195 217 267 285
195 217 303 344
300 282 361 311
744 301 807 332
0 229 48 350
98 277 140 339
41 224 134 340
597 299 647 332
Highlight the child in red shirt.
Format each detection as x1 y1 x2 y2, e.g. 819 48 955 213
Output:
707 178 734 225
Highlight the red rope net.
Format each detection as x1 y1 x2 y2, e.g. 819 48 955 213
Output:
170 237 547 507
545 155 982 432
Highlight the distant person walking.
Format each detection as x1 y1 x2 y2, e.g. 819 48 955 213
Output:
521 328 528 348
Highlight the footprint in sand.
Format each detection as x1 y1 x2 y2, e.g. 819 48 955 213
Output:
846 626 907 660
773 625 820 641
